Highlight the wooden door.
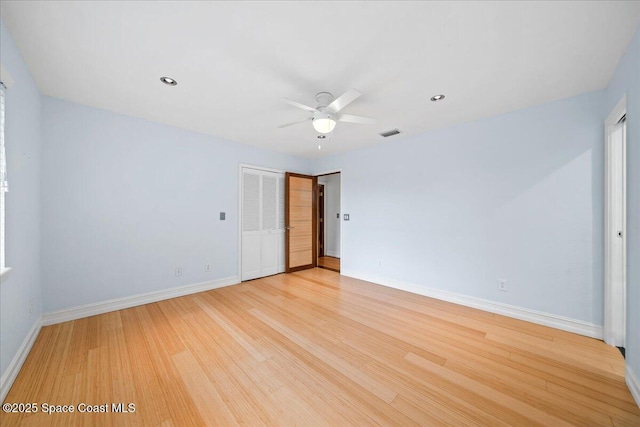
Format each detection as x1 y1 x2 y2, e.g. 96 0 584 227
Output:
285 173 317 272
318 184 325 257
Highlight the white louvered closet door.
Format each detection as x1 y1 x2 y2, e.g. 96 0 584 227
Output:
277 174 286 272
261 173 278 276
242 169 261 280
241 168 285 281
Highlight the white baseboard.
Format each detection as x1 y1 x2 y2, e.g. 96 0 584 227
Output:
341 270 603 339
1 318 42 402
628 365 640 408
42 276 239 326
325 251 340 258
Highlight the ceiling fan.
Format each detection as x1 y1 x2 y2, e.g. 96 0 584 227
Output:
279 89 376 134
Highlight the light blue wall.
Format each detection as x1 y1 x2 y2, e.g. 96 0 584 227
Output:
41 97 310 312
604 25 640 384
2 12 638 403
0 21 43 379
314 90 605 325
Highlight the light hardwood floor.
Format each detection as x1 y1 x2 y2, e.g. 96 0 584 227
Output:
2 268 639 426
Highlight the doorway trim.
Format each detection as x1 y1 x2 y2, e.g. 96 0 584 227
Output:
603 95 627 347
314 169 343 270
318 183 325 257
284 172 318 272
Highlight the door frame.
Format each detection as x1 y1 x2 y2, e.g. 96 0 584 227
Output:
603 95 627 347
314 169 343 268
238 163 286 281
318 184 325 257
285 172 318 272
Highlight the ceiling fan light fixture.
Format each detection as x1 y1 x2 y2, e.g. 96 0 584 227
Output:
312 117 336 134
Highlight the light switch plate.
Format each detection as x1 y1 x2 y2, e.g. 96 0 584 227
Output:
220 212 226 220
344 214 350 221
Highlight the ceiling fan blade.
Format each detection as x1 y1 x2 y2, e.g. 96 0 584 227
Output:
336 113 376 124
327 89 362 113
278 117 312 128
283 98 318 112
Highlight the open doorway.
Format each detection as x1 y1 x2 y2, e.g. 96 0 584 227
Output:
316 172 341 272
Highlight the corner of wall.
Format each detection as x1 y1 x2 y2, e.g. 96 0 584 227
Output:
0 16 45 402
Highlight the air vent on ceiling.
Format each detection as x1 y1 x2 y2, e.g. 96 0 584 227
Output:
379 129 401 138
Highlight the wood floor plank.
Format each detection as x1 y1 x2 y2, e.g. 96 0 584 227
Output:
193 296 268 362
443 358 614 426
249 308 398 404
403 352 573 427
366 360 512 427
172 350 237 426
2 268 639 426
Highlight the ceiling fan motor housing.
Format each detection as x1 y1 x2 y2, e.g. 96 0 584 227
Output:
315 92 334 109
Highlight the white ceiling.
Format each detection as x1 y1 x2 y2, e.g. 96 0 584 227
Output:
2 2 639 158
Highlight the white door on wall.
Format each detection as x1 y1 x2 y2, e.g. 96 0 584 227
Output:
605 116 626 347
241 168 285 281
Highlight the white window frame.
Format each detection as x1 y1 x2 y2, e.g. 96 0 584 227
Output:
0 63 13 281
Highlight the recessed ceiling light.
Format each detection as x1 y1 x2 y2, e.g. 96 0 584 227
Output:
430 94 445 102
160 76 177 86
317 135 326 139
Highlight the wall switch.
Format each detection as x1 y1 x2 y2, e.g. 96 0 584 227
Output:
220 212 226 220
205 264 211 272
337 213 340 219
175 267 183 277
497 279 507 292
344 214 350 221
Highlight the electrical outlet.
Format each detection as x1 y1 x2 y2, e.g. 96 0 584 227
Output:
497 279 507 292
205 264 211 272
175 267 183 277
